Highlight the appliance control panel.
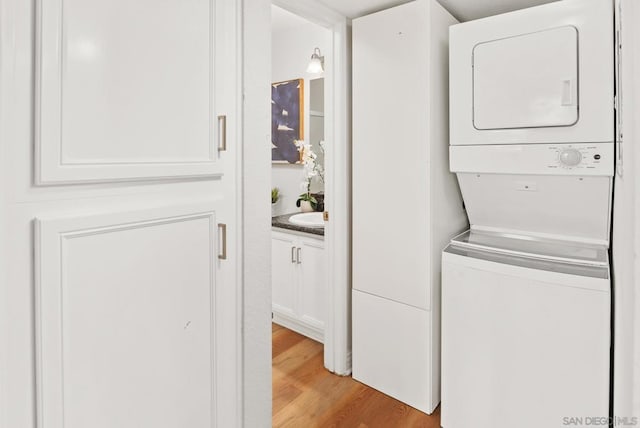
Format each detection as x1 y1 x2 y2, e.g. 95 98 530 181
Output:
450 143 614 176
548 145 605 170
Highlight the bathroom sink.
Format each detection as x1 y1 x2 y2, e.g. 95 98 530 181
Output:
289 212 325 228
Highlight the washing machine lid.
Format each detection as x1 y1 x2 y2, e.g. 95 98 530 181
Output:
450 229 609 268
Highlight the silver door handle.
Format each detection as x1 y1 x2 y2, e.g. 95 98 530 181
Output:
291 246 296 263
218 223 227 260
218 115 227 152
296 247 302 264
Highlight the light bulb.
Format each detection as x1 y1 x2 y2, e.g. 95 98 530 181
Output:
306 48 324 73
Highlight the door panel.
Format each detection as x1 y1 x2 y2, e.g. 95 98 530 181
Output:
352 1 432 311
36 0 223 183
473 26 579 130
36 205 219 428
352 290 432 413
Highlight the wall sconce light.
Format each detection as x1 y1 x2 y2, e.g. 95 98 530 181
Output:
306 47 324 74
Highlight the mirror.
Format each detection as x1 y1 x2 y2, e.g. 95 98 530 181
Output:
309 78 325 194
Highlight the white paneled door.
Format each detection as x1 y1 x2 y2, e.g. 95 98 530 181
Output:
0 0 240 427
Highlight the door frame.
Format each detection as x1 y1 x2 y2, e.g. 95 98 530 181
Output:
271 0 352 375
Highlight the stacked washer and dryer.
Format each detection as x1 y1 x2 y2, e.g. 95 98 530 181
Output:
442 0 615 427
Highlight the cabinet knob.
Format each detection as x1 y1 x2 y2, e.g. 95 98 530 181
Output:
297 247 302 264
291 246 296 263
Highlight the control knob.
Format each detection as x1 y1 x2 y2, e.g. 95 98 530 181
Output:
559 148 582 167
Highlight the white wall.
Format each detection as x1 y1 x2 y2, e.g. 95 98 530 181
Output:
613 0 640 420
243 0 273 426
271 10 331 215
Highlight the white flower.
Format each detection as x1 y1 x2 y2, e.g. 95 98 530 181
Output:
296 140 325 192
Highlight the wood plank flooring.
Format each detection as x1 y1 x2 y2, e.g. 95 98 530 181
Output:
272 323 441 428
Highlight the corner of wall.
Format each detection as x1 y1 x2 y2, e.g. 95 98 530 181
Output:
242 0 273 426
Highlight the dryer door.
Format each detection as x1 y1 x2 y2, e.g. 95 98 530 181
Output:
473 26 578 130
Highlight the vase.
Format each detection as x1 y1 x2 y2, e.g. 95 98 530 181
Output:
300 200 314 213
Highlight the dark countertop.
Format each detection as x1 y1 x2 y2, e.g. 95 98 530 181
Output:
272 212 325 236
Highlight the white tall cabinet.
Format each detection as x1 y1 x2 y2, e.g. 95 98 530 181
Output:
0 1 240 427
352 0 466 414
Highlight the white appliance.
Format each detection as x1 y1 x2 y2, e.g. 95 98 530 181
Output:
442 229 611 428
442 0 615 426
352 0 467 414
449 0 614 146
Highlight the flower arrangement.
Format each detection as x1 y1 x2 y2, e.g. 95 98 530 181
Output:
271 187 280 204
295 140 324 210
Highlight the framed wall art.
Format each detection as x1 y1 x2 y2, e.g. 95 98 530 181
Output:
271 79 304 163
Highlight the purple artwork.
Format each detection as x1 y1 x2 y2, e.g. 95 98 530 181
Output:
272 79 304 163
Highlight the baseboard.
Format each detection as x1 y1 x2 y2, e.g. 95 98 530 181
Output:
273 311 324 343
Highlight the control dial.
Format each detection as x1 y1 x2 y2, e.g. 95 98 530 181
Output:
559 148 582 167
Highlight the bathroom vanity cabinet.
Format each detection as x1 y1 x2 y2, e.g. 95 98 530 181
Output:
271 229 326 342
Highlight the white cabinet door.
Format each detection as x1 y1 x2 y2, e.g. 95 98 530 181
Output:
0 1 240 427
36 0 229 183
473 26 579 130
298 237 326 329
271 230 325 342
352 0 435 311
36 205 223 428
271 232 298 317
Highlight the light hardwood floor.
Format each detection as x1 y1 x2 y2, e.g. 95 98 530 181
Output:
272 323 441 428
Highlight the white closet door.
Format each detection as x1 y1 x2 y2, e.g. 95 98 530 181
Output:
0 0 240 427
473 26 579 130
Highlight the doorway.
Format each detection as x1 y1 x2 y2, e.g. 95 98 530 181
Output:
270 0 351 375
